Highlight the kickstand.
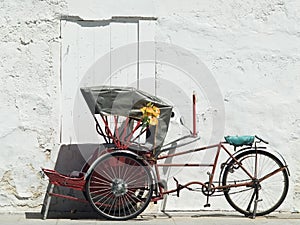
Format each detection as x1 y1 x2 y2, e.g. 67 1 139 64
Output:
250 188 262 219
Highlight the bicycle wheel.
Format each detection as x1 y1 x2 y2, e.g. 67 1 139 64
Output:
85 152 153 220
222 149 289 216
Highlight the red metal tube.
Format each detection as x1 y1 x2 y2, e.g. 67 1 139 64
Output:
192 92 197 137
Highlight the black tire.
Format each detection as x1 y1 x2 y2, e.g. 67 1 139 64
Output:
85 152 153 220
222 150 289 216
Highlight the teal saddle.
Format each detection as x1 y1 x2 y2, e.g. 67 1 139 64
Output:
224 135 255 147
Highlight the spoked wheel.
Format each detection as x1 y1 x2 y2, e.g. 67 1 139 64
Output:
85 152 153 220
222 150 289 217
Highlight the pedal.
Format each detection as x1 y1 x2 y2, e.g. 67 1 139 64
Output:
173 177 181 197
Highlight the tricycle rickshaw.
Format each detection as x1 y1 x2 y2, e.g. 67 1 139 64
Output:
42 86 289 220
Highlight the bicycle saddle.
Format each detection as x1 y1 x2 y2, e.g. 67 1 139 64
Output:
225 135 255 147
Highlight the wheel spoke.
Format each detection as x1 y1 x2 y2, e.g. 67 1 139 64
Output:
86 152 153 220
223 149 288 216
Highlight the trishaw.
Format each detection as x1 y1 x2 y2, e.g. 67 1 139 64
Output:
42 86 289 220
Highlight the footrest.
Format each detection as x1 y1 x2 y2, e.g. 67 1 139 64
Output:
42 168 86 191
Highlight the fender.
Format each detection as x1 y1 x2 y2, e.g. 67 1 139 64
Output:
84 150 158 187
273 150 290 176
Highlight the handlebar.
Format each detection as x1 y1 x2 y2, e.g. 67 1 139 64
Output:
255 135 269 144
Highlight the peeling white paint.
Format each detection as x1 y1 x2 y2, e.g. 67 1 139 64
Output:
0 0 299 213
0 0 67 211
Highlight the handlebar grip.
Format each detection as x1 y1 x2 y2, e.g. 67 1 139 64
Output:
255 135 269 144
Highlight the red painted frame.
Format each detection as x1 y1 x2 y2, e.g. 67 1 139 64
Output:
42 93 287 213
151 141 287 202
152 143 248 201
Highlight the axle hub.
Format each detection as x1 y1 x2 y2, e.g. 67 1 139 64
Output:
111 178 128 197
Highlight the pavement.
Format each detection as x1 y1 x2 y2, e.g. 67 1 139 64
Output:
0 211 300 225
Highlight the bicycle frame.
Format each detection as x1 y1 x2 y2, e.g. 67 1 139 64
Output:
151 141 287 202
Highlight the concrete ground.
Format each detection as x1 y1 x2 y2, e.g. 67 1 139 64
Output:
0 211 299 225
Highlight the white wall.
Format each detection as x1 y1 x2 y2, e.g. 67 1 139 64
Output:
0 0 67 211
0 0 299 213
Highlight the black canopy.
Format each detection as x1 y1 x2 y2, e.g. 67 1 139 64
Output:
80 86 173 150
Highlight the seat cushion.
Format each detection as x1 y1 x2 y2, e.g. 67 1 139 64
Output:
225 135 255 147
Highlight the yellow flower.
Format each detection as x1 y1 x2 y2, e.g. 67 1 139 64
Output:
149 117 158 126
152 106 160 117
140 106 147 114
146 107 154 115
140 102 160 126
